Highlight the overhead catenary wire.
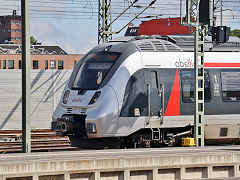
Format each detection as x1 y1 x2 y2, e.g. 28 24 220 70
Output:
0 0 240 24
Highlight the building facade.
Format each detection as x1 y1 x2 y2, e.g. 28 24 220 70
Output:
0 54 83 70
0 43 84 70
0 11 22 44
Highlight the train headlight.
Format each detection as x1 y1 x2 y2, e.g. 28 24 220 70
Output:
88 91 101 105
87 123 97 133
63 90 70 104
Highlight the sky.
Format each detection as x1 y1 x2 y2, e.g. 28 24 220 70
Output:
1 0 240 54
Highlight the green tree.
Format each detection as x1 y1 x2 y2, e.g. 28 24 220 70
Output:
230 29 240 38
30 36 38 45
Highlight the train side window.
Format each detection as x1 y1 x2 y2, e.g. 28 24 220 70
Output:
181 70 211 103
151 71 158 89
221 71 240 102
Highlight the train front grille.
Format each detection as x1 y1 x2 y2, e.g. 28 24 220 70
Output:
67 108 72 114
80 108 87 114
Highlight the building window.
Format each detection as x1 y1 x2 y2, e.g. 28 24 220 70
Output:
3 60 6 69
45 60 48 69
58 60 64 69
50 60 56 69
221 70 240 102
8 60 14 69
181 70 211 103
19 60 22 69
74 60 77 67
33 60 38 69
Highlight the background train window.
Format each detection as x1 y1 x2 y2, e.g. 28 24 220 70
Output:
221 71 240 102
181 70 211 103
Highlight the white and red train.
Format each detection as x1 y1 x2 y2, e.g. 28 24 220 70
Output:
52 35 240 148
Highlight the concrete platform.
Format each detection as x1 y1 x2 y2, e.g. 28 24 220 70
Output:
1 146 240 180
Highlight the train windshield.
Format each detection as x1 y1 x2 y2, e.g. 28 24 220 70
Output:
72 51 121 90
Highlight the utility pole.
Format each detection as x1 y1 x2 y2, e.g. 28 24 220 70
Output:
21 0 31 153
180 0 183 24
220 0 223 26
185 0 212 146
98 0 112 43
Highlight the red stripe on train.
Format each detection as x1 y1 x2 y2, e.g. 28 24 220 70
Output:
205 63 240 67
164 69 180 116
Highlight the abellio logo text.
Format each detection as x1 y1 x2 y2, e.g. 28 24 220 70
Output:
175 59 194 68
72 98 85 103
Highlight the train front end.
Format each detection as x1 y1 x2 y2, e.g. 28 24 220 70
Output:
51 47 122 146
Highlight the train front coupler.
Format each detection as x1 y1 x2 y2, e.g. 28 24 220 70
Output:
52 115 87 138
51 116 75 137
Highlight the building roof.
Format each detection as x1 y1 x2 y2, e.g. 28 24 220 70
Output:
0 44 67 54
0 15 21 19
0 10 21 20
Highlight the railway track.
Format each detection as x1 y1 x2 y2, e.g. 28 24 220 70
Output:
0 129 80 153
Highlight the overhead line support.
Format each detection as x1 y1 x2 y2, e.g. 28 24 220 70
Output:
98 0 112 43
194 21 206 147
98 0 156 43
185 0 210 147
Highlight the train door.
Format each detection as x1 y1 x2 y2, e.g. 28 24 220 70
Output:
146 70 164 126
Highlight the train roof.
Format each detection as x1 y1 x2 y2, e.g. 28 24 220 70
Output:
170 35 240 52
110 36 183 52
109 35 240 52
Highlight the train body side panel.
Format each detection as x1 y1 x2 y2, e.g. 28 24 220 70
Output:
118 51 240 136
107 52 144 136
